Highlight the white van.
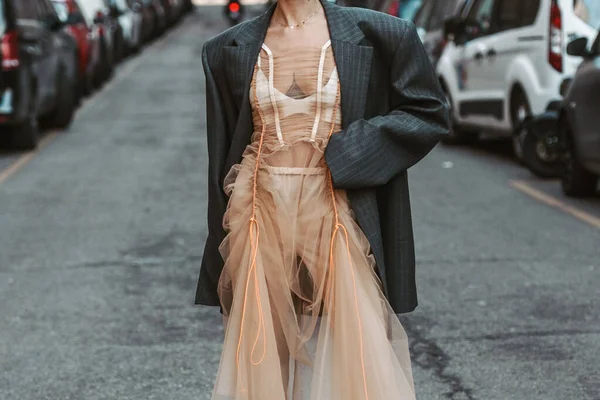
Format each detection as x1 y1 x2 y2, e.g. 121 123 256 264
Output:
436 0 598 159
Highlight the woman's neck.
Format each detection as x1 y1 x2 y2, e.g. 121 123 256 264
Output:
273 0 322 27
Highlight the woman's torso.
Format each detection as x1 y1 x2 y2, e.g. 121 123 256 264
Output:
248 36 342 169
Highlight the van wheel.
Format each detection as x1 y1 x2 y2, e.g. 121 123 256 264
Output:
510 89 531 163
46 69 76 129
11 86 39 150
522 122 561 178
560 122 598 197
441 86 477 145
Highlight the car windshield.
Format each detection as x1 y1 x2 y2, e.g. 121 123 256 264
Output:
574 0 600 30
51 1 70 23
398 0 422 20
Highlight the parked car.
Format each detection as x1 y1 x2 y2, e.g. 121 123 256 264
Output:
558 29 600 196
143 0 167 39
412 0 466 66
437 0 598 156
131 0 154 43
78 0 117 86
79 0 124 63
160 0 183 27
51 0 101 96
0 0 79 149
108 0 143 55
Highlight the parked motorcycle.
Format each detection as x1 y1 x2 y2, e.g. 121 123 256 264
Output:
224 0 244 26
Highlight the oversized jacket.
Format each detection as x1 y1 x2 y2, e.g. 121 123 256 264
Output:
195 0 450 314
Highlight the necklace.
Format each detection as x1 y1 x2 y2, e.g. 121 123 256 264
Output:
275 5 320 29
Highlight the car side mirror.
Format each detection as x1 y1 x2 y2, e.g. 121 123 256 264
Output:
566 37 589 57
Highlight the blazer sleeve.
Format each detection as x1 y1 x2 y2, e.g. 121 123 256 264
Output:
324 22 450 190
197 43 230 305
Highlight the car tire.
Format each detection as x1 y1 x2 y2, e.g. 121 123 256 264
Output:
510 89 531 163
440 85 478 145
46 69 76 130
560 122 598 197
10 85 38 151
522 123 561 178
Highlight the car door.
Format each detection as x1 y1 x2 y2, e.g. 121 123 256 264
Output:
38 0 65 109
455 0 504 127
485 0 542 129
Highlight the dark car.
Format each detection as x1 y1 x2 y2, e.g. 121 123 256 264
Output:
559 30 600 197
108 0 144 55
135 0 156 43
0 0 79 149
146 0 167 38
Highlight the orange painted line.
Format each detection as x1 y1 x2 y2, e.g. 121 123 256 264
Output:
509 179 600 229
0 131 58 185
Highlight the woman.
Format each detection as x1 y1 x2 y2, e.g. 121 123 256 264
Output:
196 0 450 398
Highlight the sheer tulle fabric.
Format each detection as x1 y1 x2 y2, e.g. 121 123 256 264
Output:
211 43 415 400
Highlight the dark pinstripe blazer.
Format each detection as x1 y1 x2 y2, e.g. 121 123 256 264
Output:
195 0 450 314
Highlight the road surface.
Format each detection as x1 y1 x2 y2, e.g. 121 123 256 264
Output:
0 6 598 400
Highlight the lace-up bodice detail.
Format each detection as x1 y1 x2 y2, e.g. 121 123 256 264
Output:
250 40 342 168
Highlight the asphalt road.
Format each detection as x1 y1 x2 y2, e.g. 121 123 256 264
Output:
1 6 599 400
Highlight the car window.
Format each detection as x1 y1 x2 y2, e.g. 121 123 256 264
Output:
522 0 540 26
574 0 600 29
466 0 495 37
495 0 521 31
51 1 69 21
495 0 540 32
12 0 40 19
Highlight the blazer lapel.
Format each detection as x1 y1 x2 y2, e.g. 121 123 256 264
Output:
322 0 373 128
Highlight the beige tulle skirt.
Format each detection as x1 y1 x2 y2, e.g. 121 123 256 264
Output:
212 151 416 400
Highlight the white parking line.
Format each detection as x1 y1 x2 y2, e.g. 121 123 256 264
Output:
0 132 58 185
509 179 600 229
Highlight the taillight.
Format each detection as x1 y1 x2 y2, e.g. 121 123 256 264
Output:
549 0 562 72
1 31 19 70
228 2 240 13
